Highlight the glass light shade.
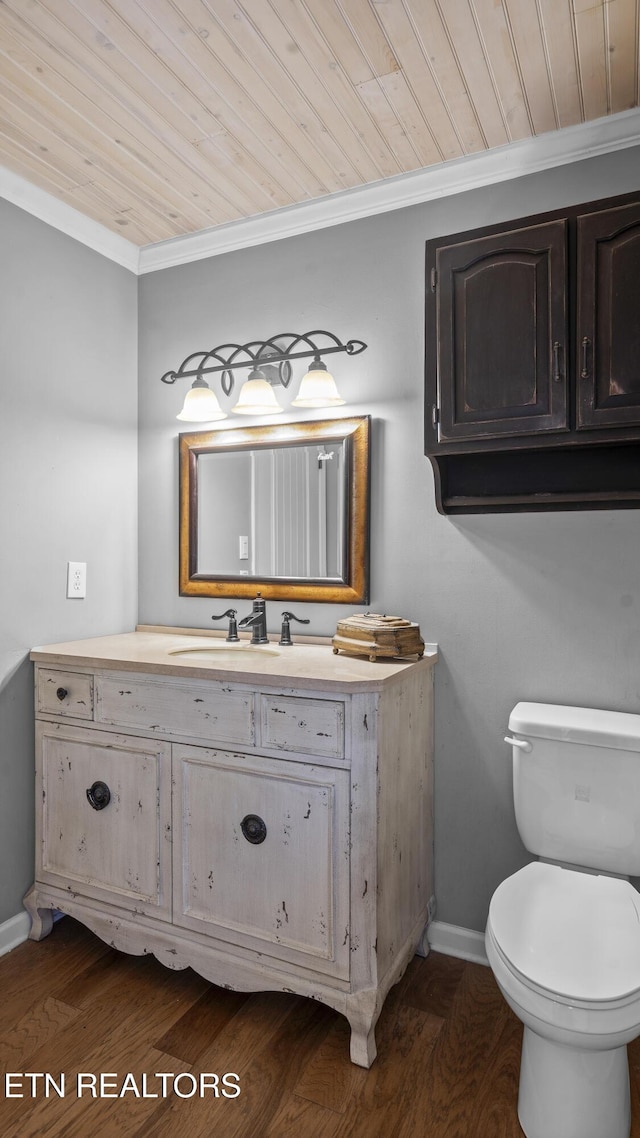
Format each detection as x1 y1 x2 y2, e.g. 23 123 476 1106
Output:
291 362 345 407
232 373 284 415
176 380 226 422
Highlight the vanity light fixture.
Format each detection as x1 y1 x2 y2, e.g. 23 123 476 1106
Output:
175 376 226 423
161 330 367 421
291 356 345 408
231 366 283 416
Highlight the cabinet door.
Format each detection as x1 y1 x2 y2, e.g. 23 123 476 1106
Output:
577 201 640 429
434 219 568 442
36 723 171 919
173 745 350 980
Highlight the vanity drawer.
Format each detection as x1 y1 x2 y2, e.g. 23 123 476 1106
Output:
96 673 254 746
36 669 94 720
260 695 345 759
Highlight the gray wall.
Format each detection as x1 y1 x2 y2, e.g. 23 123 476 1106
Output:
0 200 138 924
137 144 639 934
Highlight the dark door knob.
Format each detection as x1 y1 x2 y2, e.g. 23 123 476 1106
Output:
86 781 111 811
240 814 267 844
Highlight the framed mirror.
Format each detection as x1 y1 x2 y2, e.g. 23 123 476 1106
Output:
179 416 370 603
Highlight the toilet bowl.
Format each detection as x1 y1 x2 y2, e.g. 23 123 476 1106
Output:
486 861 640 1138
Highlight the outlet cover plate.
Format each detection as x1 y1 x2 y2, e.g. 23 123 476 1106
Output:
67 561 86 599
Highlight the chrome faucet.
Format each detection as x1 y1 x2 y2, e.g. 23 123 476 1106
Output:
238 593 269 644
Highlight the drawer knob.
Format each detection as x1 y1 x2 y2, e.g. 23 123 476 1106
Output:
56 687 68 702
240 814 267 845
86 781 111 811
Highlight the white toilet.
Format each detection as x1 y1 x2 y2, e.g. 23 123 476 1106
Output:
486 701 640 1138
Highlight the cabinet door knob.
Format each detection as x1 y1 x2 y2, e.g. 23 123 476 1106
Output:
56 687 68 702
86 781 111 810
240 814 267 844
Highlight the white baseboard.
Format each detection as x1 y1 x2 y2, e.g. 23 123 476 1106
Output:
428 920 489 966
0 911 31 957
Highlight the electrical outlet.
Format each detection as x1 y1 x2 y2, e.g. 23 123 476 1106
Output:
67 561 87 599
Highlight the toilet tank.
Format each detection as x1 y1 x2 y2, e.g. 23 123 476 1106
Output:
508 702 640 875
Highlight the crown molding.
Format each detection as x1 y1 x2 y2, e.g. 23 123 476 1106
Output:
2 107 640 276
0 165 139 273
138 106 640 274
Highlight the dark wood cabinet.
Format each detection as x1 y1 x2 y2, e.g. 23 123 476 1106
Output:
576 200 640 431
425 192 640 514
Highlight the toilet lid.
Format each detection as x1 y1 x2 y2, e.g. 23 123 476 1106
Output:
489 862 640 1002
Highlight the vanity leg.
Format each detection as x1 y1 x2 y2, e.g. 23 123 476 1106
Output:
23 887 54 941
345 990 380 1068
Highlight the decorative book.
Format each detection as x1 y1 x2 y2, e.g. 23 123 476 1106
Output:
332 613 425 662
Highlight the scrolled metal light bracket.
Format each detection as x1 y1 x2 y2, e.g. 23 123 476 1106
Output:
161 330 367 395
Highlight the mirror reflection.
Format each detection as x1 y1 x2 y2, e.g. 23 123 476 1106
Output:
179 417 370 603
197 441 346 580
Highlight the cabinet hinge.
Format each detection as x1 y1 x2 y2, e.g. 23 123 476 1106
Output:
430 268 437 292
431 405 439 428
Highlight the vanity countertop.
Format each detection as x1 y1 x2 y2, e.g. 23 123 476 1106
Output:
31 625 438 694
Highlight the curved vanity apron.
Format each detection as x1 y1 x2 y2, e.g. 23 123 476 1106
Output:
489 861 640 1002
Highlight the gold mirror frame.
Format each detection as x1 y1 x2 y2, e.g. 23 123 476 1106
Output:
179 416 370 603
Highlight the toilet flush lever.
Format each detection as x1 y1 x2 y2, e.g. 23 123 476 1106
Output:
504 736 532 752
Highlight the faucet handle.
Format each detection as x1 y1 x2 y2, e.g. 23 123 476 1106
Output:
211 608 239 642
279 611 311 646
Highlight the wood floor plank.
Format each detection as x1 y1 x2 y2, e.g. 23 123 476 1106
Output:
76 1047 191 1138
0 936 210 1136
287 967 443 1138
0 996 81 1069
402 948 467 1018
135 992 313 1138
627 1033 640 1136
198 998 337 1138
0 919 112 1032
468 1014 524 1138
265 1094 344 1136
51 946 135 1008
2 1047 191 1138
0 968 208 1137
292 1012 359 1113
328 1006 442 1138
395 962 518 1138
153 984 250 1064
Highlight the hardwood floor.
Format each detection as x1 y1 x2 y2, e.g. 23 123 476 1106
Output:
0 916 638 1137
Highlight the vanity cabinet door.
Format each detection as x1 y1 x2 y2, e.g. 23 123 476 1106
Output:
576 200 640 429
36 723 171 919
173 744 351 980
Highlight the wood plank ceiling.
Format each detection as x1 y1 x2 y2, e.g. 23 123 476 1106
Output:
0 0 638 247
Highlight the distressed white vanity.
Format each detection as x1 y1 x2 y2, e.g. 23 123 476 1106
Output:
25 626 436 1066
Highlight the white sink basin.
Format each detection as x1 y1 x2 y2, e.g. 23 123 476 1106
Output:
168 643 280 661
